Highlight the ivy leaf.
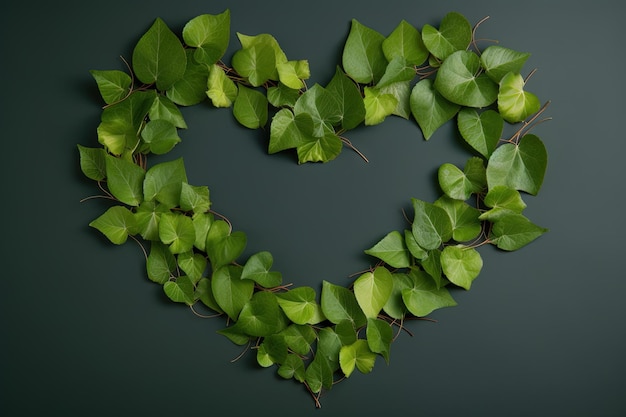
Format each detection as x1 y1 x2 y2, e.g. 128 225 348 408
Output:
182 10 230 65
421 12 472 60
325 66 366 131
486 134 547 195
364 230 411 268
296 126 343 164
256 334 288 367
143 158 187 208
280 324 317 356
158 212 195 254
321 280 367 328
267 83 300 108
363 86 397 126
205 220 247 270
241 251 283 288
404 229 427 260
166 49 210 107
377 81 411 119
195 277 223 313
401 269 457 316
278 354 306 382
382 20 428 66
179 183 210 214
411 198 453 250
89 69 131 105
105 155 145 206
382 272 416 319
231 39 276 87
276 287 323 325
294 84 342 136
457 108 503 158
438 157 486 201
353 266 394 319
89 205 138 245
441 245 483 290
149 95 187 129
342 19 388 84
135 200 169 241
132 17 187 90
192 212 214 252
146 241 176 284
211 265 254 321
479 186 527 221
141 119 181 155
376 57 416 89
420 249 444 289
77 145 106 181
490 213 548 251
305 355 333 393
277 60 310 90
366 318 393 363
410 78 460 139
233 85 268 129
163 276 195 305
498 72 541 123
236 33 288 80
480 45 531 83
235 291 288 337
216 325 250 346
268 109 314 154
435 50 498 108
177 250 207 283
434 196 482 243
316 328 342 370
339 340 377 377
206 64 238 108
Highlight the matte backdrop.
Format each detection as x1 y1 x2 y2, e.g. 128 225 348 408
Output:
1 0 624 416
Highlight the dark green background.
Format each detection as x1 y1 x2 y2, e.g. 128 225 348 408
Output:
2 0 624 415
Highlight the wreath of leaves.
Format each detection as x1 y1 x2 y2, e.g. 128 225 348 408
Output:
78 10 550 407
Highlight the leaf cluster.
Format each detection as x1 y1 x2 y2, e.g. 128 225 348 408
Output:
79 10 549 408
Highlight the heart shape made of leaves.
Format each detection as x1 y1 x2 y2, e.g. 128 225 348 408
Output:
79 10 549 407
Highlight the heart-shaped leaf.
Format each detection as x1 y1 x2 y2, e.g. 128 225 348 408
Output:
158 212 195 254
280 324 317 356
90 70 131 105
89 205 138 245
486 134 547 195
235 291 288 337
105 155 145 206
401 269 457 316
457 108 503 158
490 213 548 251
479 186 527 221
498 72 541 123
143 158 187 208
421 12 472 60
77 145 106 181
434 196 482 243
231 41 276 87
166 49 210 106
353 266 394 319
410 78 460 139
207 64 238 108
321 280 366 328
480 45 531 83
296 126 343 164
342 19 387 84
339 340 376 377
364 230 411 268
211 265 254 321
277 60 310 90
146 241 176 284
233 85 268 129
241 251 283 288
383 20 428 66
177 250 207 283
182 10 230 65
363 86 397 125
441 245 483 290
411 198 453 250
294 84 342 135
268 109 314 154
141 119 181 155
163 275 195 305
325 66 366 130
437 157 486 201
366 318 393 363
179 183 210 214
205 220 247 270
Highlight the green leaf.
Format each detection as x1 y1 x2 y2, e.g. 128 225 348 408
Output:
163 276 195 305
486 134 547 195
105 155 145 206
479 186 527 221
364 230 411 268
158 212 195 254
353 266 394 319
497 72 541 123
231 40 276 87
382 272 416 319
363 86 397 126
325 66 366 130
135 200 169 241
305 355 333 393
89 205 138 245
211 265 254 320
296 127 343 164
280 324 317 356
235 291 288 337
421 12 472 60
410 78 460 139
195 277 223 313
236 32 288 80
179 183 210 214
216 325 250 346
366 318 393 363
143 158 187 207
149 95 187 128
192 212 213 251
256 334 288 367
457 108 503 158
404 229 427 260
141 119 181 155
342 19 388 84
401 269 457 316
294 84 342 136
420 249 444 288
480 45 531 83
90 69 131 105
177 250 207 283
77 145 106 181
146 241 176 284
276 287 322 325
376 57 416 89
335 320 358 346
490 213 548 251
441 245 483 290
166 49 210 106
205 220 247 270
378 81 411 119
278 354 306 382
321 280 366 328
268 109 314 154
437 157 486 201
316 328 342 370
277 60 310 90
206 64 238 108
132 17 187 90
339 340 377 377
241 251 283 288
382 20 428 66
411 198 453 250
434 50 498 108
267 83 300 108
233 85 268 129
182 10 230 65
434 196 482 243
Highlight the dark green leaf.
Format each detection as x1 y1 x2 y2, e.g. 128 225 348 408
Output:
382 20 428 66
166 49 210 106
143 158 187 207
434 196 482 243
236 291 288 337
366 318 393 363
410 78 460 139
146 241 176 284
77 145 106 181
421 12 472 60
241 251 283 288
411 198 453 250
233 85 268 129
163 275 195 305
105 154 145 206
321 280 366 328
457 108 503 158
211 265 254 321
325 66 366 130
205 220 247 270
490 213 548 251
